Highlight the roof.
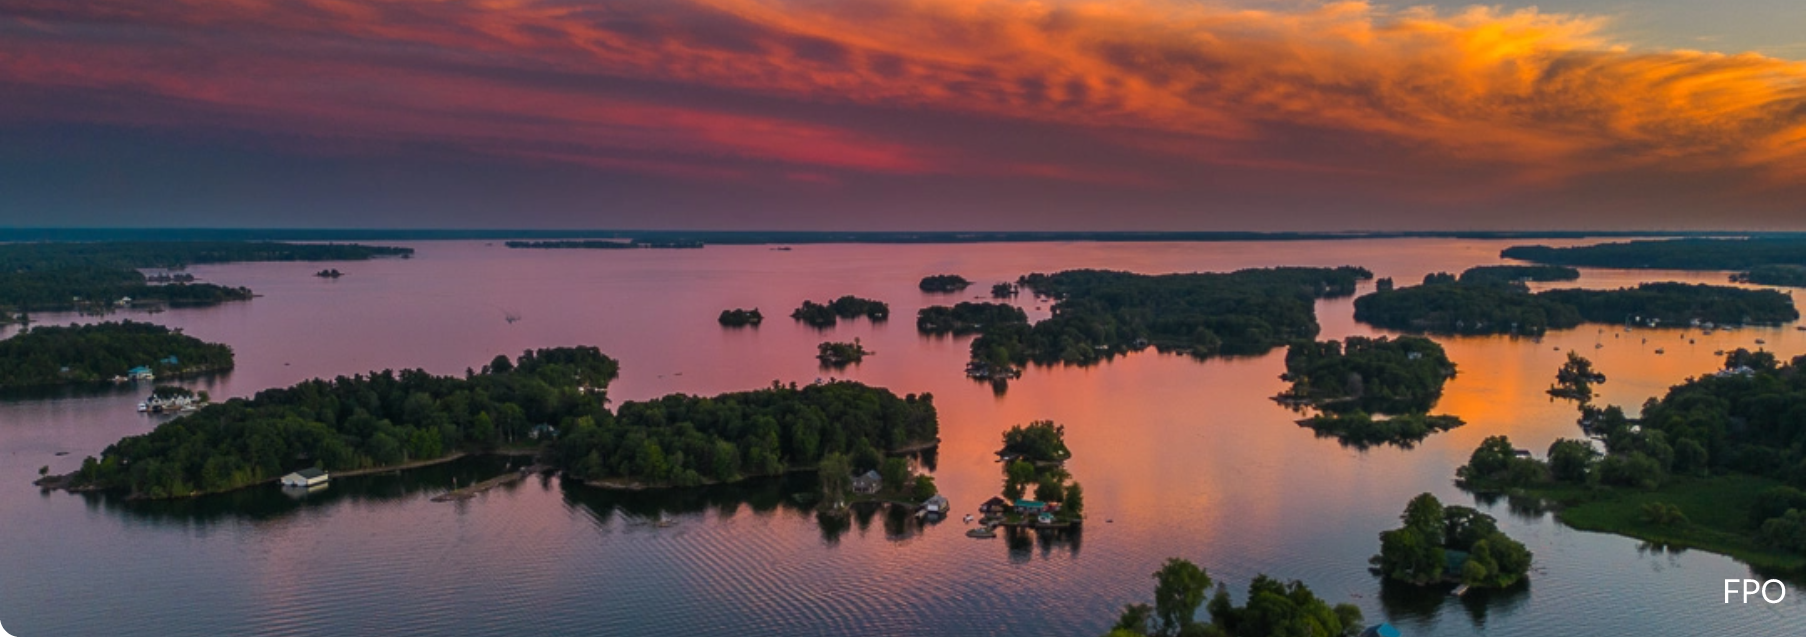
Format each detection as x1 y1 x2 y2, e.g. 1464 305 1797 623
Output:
925 494 949 505
856 470 881 481
289 467 328 479
1014 499 1046 509
1360 623 1401 637
127 366 152 374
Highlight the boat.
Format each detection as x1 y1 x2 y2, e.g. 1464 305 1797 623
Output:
1756 339 1767 345
965 526 997 538
963 514 974 523
1654 348 1665 354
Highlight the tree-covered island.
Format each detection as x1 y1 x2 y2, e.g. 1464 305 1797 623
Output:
1277 336 1463 447
963 267 1372 380
791 296 890 328
0 241 411 316
1456 350 1806 570
50 346 941 498
1373 492 1532 590
718 308 764 327
1733 265 1806 287
1503 238 1806 287
0 321 234 388
1104 558 1366 637
977 421 1083 532
915 302 1028 335
1354 270 1796 334
504 239 703 249
1457 264 1580 284
918 274 972 293
1548 351 1605 401
816 339 871 368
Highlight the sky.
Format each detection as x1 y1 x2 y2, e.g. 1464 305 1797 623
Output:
1 0 1804 231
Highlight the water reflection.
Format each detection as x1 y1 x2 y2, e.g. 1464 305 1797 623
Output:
1379 577 1531 632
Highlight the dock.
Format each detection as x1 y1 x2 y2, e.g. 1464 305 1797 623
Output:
431 464 542 502
1451 584 1471 597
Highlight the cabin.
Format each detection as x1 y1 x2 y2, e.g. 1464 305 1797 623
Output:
126 366 154 381
1014 499 1047 514
528 424 558 440
980 496 1012 515
851 470 883 495
1359 623 1401 637
923 494 949 514
280 467 330 488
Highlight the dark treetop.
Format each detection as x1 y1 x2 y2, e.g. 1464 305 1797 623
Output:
69 347 619 498
718 308 764 327
1375 492 1532 589
918 274 972 293
1458 265 1580 284
1734 265 1806 288
0 321 233 387
791 296 890 328
966 267 1372 373
0 241 411 313
1354 274 1796 335
554 380 937 488
503 239 702 249
1502 238 1806 271
915 302 1028 336
1280 336 1456 415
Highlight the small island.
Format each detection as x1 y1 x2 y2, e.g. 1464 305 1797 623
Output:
1374 492 1532 590
1504 238 1806 286
966 421 1083 538
1548 351 1605 401
314 269 343 278
1354 270 1797 334
918 274 971 293
717 308 764 327
1104 558 1365 637
1458 264 1580 284
915 302 1027 335
816 339 871 368
0 321 234 388
1733 264 1806 287
990 282 1017 298
1277 336 1462 447
790 295 890 328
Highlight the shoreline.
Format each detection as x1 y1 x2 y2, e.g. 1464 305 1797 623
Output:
582 438 941 492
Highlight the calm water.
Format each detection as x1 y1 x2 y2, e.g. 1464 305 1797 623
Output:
2 239 1802 636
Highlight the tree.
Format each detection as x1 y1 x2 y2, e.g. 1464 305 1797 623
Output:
1152 558 1212 636
1547 438 1598 483
1064 482 1085 517
818 452 852 507
1402 493 1444 546
1005 460 1037 499
38 465 49 477
911 475 938 502
1113 603 1154 635
880 456 912 493
1035 478 1065 503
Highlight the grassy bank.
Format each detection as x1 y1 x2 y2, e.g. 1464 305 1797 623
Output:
1510 474 1806 571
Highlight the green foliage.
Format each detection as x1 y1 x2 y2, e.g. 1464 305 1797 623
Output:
817 452 852 505
918 274 971 292
916 302 1028 335
991 282 1018 298
791 296 889 327
1354 276 1795 335
557 380 938 487
880 456 912 492
1549 351 1604 402
1458 265 1580 284
1734 264 1806 287
1749 487 1806 528
1759 509 1806 553
1640 501 1688 527
1547 438 1599 483
1281 336 1455 414
972 267 1371 371
911 474 938 501
1299 412 1463 448
503 239 701 249
73 347 619 498
1001 420 1071 463
1540 283 1797 325
1065 482 1085 516
0 241 410 313
717 308 763 326
0 321 234 387
1153 558 1212 635
816 339 871 367
1377 493 1531 589
1503 238 1806 271
1455 435 1548 488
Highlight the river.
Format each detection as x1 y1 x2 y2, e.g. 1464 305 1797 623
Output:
1 238 1799 636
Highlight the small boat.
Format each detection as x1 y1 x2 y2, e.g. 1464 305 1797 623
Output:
966 526 997 538
1756 339 1767 345
136 402 148 412
1715 350 1726 356
1654 348 1665 354
963 514 974 523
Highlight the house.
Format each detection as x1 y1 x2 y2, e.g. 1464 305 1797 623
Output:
126 366 154 381
1014 499 1047 514
159 356 179 365
980 496 1012 515
1359 623 1401 637
528 424 558 440
851 470 883 495
280 467 330 488
923 493 949 514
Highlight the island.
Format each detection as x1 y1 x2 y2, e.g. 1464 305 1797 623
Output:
1104 558 1365 637
1503 238 1806 286
1458 264 1580 284
717 308 764 327
816 339 871 367
503 239 704 249
47 346 940 499
991 282 1017 298
554 380 937 489
968 421 1083 537
314 269 344 278
790 295 890 328
1454 349 1806 570
1548 351 1605 401
915 302 1027 335
0 241 411 316
1373 492 1532 590
964 267 1372 380
0 321 234 388
1274 336 1463 448
1353 271 1796 334
815 449 938 514
918 274 971 293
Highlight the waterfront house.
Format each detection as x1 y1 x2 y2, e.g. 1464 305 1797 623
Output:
923 494 949 514
1014 500 1047 514
980 496 1011 515
852 470 883 495
1359 623 1401 637
126 366 154 381
280 467 330 488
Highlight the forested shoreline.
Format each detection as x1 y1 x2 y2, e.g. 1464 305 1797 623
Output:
0 321 234 387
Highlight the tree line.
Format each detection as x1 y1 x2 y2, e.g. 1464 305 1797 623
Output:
1354 270 1796 334
0 321 234 387
0 241 411 314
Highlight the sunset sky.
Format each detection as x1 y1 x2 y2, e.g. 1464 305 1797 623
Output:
2 0 1803 230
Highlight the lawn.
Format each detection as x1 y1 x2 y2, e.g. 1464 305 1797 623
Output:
1517 474 1806 572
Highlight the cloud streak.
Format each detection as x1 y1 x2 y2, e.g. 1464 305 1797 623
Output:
1 0 1803 226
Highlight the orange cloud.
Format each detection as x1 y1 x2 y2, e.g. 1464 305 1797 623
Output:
2 0 1804 195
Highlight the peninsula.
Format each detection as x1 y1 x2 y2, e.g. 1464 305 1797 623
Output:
1354 270 1796 334
0 321 234 388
